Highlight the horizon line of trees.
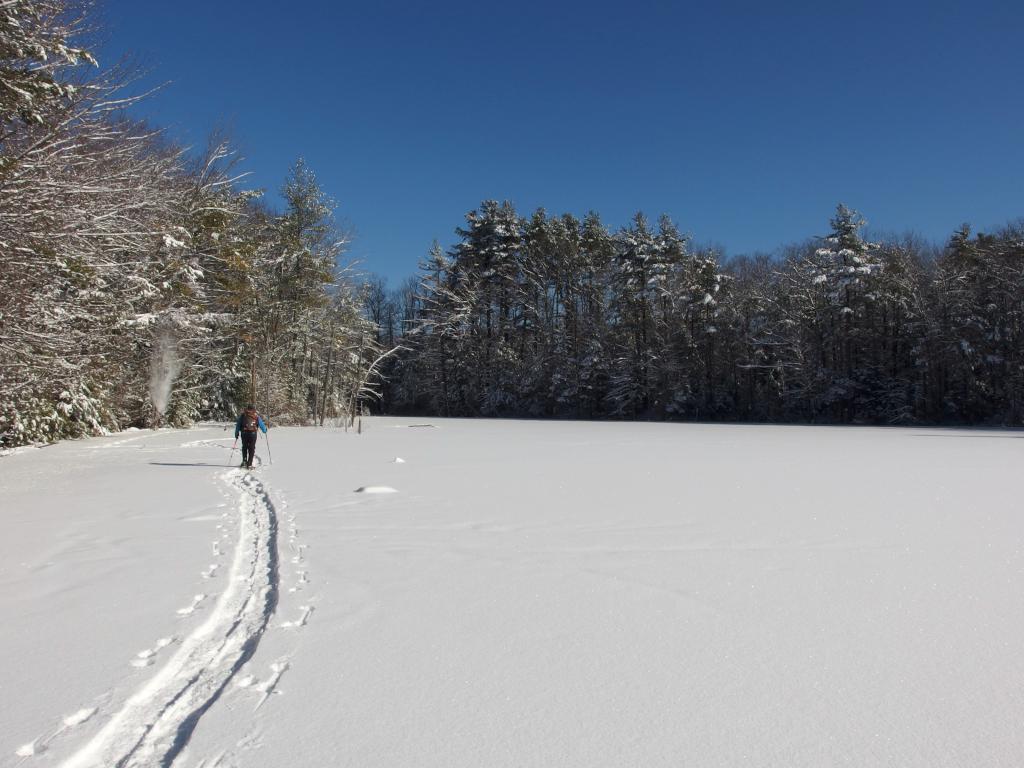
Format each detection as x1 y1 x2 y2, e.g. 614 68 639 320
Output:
376 201 1024 427
1 0 385 448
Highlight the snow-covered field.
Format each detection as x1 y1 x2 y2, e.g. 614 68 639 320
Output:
2 418 1023 767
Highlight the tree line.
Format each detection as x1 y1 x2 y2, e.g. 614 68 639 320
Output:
0 0 382 447
381 201 1024 426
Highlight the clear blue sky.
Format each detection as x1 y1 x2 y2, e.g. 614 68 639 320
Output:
97 0 1023 286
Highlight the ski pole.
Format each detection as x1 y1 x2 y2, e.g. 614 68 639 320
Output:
263 428 273 465
228 438 237 467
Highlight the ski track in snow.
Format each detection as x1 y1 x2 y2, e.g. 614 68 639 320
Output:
204 494 306 764
40 469 280 768
96 434 148 450
179 439 233 450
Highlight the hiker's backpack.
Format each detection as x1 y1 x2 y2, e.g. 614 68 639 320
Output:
242 411 259 432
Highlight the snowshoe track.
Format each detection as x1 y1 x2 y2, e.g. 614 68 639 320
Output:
58 470 279 768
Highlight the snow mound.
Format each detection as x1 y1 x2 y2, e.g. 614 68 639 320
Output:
393 457 406 463
354 486 398 494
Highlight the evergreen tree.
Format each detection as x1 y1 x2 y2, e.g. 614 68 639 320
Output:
383 202 1024 429
607 213 658 417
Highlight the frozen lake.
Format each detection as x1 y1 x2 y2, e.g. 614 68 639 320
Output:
3 418 1022 766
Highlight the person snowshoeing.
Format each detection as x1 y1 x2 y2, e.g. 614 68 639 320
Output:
234 404 267 468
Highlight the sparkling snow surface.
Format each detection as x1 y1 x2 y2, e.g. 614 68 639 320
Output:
2 419 1023 766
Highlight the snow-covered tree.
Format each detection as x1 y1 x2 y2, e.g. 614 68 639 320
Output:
0 0 96 128
384 202 1023 428
0 2 383 445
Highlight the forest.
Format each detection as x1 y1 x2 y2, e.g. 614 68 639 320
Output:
1 1 384 447
3 1 1022 449
379 202 1024 427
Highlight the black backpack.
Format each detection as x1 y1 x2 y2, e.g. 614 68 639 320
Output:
241 411 259 432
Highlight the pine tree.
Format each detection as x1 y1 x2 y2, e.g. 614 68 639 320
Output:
448 201 525 414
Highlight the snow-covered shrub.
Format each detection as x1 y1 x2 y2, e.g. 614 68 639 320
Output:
0 382 118 448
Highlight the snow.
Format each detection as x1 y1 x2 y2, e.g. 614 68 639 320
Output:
61 710 97 728
3 419 1024 766
353 485 398 494
0 443 46 457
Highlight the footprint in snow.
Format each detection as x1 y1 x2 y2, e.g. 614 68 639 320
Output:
177 594 206 616
63 707 98 727
201 563 219 579
193 750 229 768
235 662 290 711
254 661 290 710
280 605 313 629
16 739 45 757
14 707 97 758
130 652 154 669
236 727 265 750
131 637 176 667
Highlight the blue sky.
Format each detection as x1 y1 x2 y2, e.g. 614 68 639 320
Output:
97 0 1023 286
